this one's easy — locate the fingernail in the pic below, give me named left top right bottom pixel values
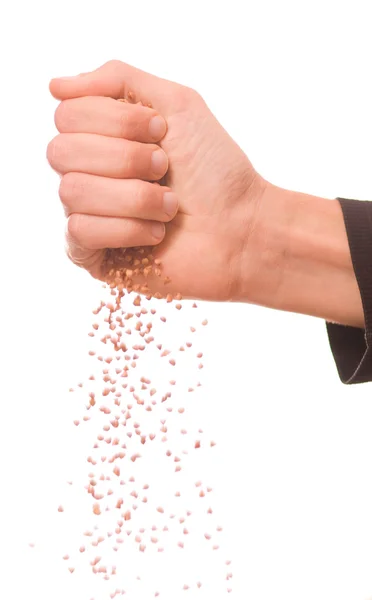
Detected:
left=163, top=192, right=179, bottom=217
left=149, top=116, right=167, bottom=140
left=152, top=222, right=165, bottom=240
left=151, top=150, right=168, bottom=176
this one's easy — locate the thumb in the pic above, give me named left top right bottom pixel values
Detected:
left=49, top=59, right=176, bottom=115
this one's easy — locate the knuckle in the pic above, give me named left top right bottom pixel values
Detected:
left=175, top=82, right=191, bottom=98
left=59, top=173, right=86, bottom=210
left=182, top=84, right=197, bottom=97
left=46, top=135, right=58, bottom=166
left=54, top=101, right=67, bottom=131
left=107, top=59, right=122, bottom=69
left=46, top=134, right=67, bottom=168
left=67, top=213, right=83, bottom=244
left=54, top=100, right=75, bottom=132
left=107, top=59, right=125, bottom=78
left=176, top=84, right=204, bottom=108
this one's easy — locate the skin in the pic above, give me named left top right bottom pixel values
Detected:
left=48, top=60, right=271, bottom=303
left=48, top=60, right=365, bottom=330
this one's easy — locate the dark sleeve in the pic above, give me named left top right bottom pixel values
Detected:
left=325, top=197, right=372, bottom=384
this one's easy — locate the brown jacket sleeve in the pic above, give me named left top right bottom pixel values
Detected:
left=326, top=197, right=372, bottom=384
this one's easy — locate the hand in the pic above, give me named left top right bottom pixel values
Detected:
left=48, top=60, right=270, bottom=302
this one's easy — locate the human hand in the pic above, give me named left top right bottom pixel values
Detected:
left=48, top=60, right=270, bottom=302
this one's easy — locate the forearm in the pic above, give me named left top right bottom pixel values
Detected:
left=242, top=182, right=365, bottom=330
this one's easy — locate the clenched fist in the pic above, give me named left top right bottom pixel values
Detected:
left=48, top=60, right=271, bottom=302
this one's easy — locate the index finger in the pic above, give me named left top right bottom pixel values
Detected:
left=49, top=59, right=176, bottom=117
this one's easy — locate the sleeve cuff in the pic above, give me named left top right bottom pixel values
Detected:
left=326, top=321, right=372, bottom=384
left=325, top=197, right=372, bottom=384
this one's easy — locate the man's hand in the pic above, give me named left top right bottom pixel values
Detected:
left=48, top=60, right=270, bottom=302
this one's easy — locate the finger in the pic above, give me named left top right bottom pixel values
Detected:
left=59, top=173, right=179, bottom=222
left=47, top=133, right=168, bottom=181
left=49, top=59, right=185, bottom=116
left=66, top=214, right=165, bottom=254
left=54, top=96, right=167, bottom=143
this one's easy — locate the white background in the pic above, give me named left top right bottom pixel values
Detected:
left=1, top=0, right=372, bottom=599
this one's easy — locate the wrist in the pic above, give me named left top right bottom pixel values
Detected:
left=237, top=182, right=365, bottom=329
